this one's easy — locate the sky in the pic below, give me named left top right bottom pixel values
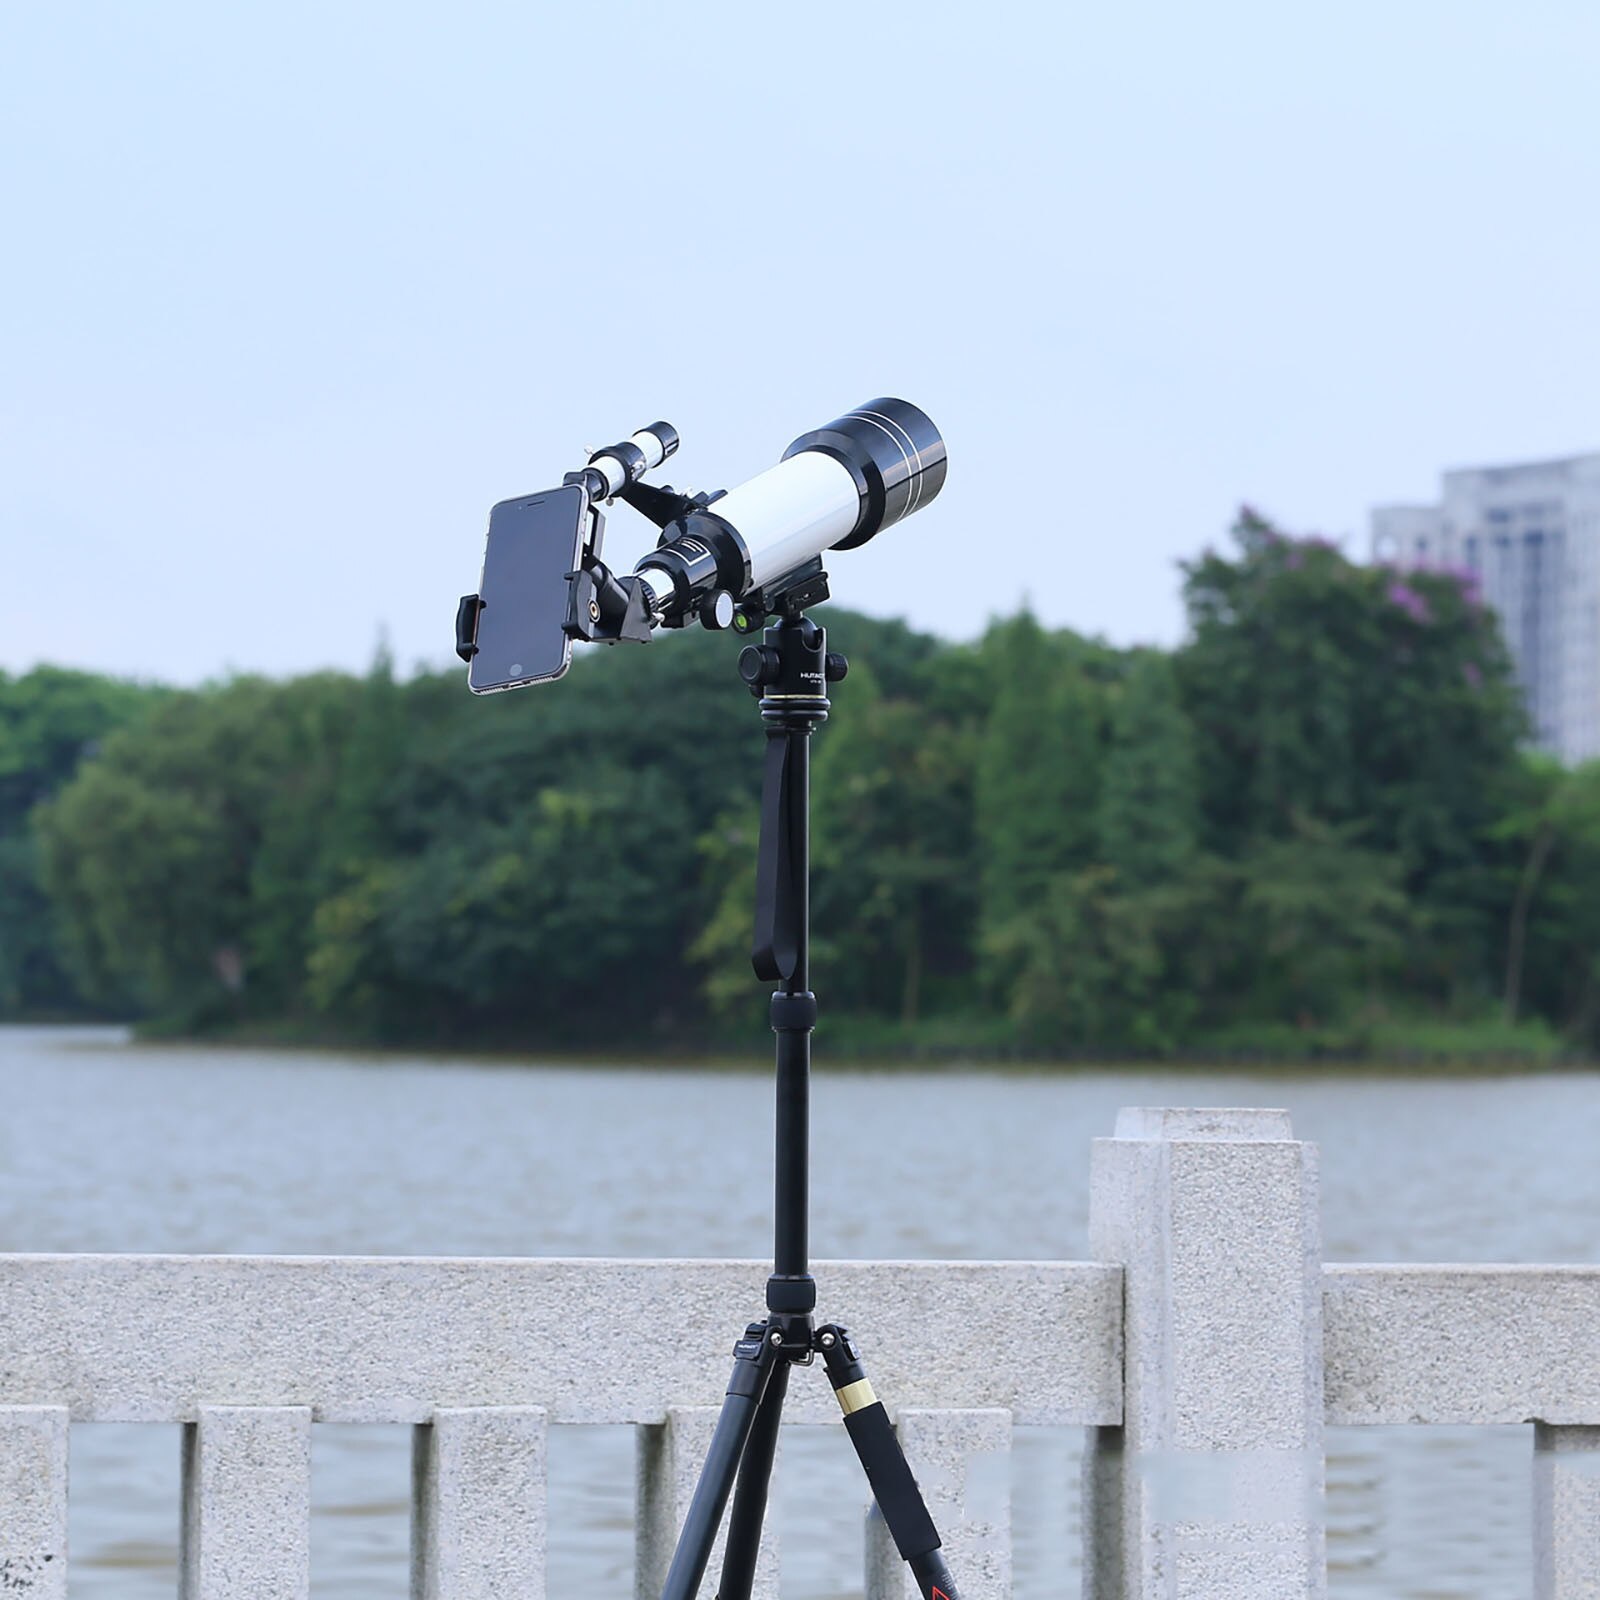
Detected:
left=4, top=2, right=1600, bottom=684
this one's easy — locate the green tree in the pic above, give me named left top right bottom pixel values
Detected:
left=327, top=639, right=407, bottom=872
left=35, top=678, right=346, bottom=1023
left=0, top=832, right=66, bottom=1014
left=988, top=652, right=1208, bottom=1051
left=0, top=667, right=164, bottom=828
left=331, top=765, right=696, bottom=1041
left=1234, top=814, right=1410, bottom=1025
left=1497, top=758, right=1600, bottom=1039
left=243, top=672, right=366, bottom=1009
left=691, top=632, right=981, bottom=1035
left=808, top=661, right=977, bottom=1025
left=1177, top=511, right=1525, bottom=1011
left=365, top=626, right=763, bottom=1043
left=0, top=668, right=166, bottom=1015
left=974, top=615, right=1107, bottom=993
left=687, top=801, right=763, bottom=1030
left=1097, top=651, right=1199, bottom=893
left=988, top=853, right=1233, bottom=1054
left=15, top=569, right=1574, bottom=1061
left=36, top=761, right=238, bottom=1017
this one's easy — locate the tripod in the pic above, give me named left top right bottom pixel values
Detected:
left=659, top=599, right=961, bottom=1600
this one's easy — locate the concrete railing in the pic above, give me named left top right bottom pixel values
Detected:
left=0, top=1106, right=1597, bottom=1597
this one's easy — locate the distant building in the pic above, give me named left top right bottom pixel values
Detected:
left=1372, top=454, right=1600, bottom=762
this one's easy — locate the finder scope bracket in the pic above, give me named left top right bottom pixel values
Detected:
left=545, top=427, right=753, bottom=647
left=553, top=429, right=737, bottom=646
left=614, top=478, right=713, bottom=531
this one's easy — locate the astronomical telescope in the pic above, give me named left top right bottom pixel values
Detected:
left=454, top=398, right=946, bottom=688
left=455, top=400, right=963, bottom=1600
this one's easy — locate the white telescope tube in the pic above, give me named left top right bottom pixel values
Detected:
left=632, top=398, right=946, bottom=626
left=715, top=452, right=862, bottom=591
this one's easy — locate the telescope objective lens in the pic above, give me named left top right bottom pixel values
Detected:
left=784, top=398, right=948, bottom=549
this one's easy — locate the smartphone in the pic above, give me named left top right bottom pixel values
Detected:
left=467, top=484, right=588, bottom=692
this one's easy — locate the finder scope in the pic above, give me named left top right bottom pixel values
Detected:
left=578, top=422, right=680, bottom=502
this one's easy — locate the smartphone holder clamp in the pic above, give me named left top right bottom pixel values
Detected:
left=454, top=434, right=670, bottom=665
left=455, top=422, right=853, bottom=669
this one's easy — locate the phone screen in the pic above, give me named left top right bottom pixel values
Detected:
left=468, top=485, right=587, bottom=692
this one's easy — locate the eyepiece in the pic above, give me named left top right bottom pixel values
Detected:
left=642, top=421, right=679, bottom=461
left=783, top=398, right=947, bottom=550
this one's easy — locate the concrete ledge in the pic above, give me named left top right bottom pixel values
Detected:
left=8, top=1256, right=1599, bottom=1432
left=0, top=1255, right=1122, bottom=1427
left=1325, top=1265, right=1600, bottom=1425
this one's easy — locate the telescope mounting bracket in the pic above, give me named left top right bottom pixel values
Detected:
left=731, top=558, right=831, bottom=636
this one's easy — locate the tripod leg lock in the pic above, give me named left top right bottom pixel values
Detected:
left=817, top=1325, right=961, bottom=1600
left=726, top=1322, right=777, bottom=1398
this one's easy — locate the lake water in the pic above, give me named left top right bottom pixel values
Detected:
left=2, top=1024, right=1597, bottom=1597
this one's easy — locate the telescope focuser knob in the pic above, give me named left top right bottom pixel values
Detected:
left=700, top=590, right=737, bottom=631
left=824, top=652, right=848, bottom=683
left=739, top=644, right=782, bottom=688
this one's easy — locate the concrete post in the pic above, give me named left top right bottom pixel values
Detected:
left=179, top=1404, right=311, bottom=1600
left=412, top=1406, right=548, bottom=1600
left=864, top=1407, right=1012, bottom=1600
left=635, top=1405, right=780, bottom=1600
left=1084, top=1107, right=1325, bottom=1599
left=1534, top=1423, right=1600, bottom=1597
left=0, top=1406, right=68, bottom=1599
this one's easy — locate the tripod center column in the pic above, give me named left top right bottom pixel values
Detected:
left=741, top=612, right=844, bottom=1323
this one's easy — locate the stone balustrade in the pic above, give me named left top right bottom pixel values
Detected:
left=0, top=1106, right=1595, bottom=1597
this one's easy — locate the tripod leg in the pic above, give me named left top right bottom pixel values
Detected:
left=715, top=1356, right=789, bottom=1600
left=661, top=1324, right=779, bottom=1600
left=819, top=1326, right=961, bottom=1600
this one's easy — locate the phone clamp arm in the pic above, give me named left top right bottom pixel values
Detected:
left=454, top=593, right=484, bottom=662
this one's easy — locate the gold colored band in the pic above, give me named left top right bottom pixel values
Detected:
left=835, top=1378, right=877, bottom=1416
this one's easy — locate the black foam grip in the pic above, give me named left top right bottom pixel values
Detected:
left=843, top=1405, right=940, bottom=1561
